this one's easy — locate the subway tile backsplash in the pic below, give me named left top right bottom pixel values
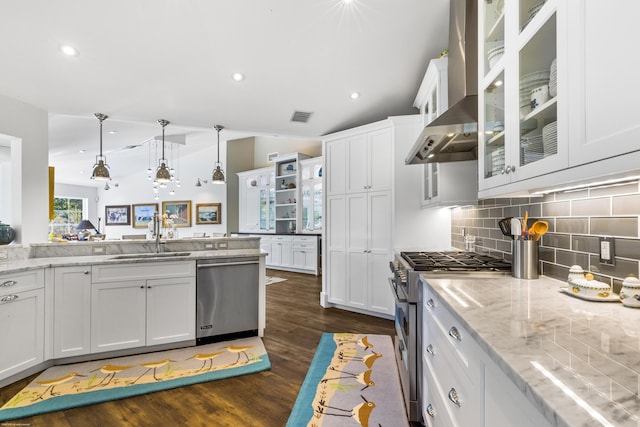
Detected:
left=451, top=181, right=640, bottom=291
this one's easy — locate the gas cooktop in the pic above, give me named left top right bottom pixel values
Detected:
left=400, top=251, right=511, bottom=272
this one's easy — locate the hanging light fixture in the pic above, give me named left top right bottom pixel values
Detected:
left=91, top=113, right=111, bottom=181
left=211, top=125, right=225, bottom=184
left=155, top=119, right=172, bottom=183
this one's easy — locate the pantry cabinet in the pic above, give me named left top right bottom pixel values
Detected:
left=53, top=266, right=92, bottom=358
left=0, top=270, right=45, bottom=382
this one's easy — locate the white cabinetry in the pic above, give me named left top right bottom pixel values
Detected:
left=91, top=261, right=195, bottom=353
left=274, top=153, right=310, bottom=234
left=53, top=266, right=91, bottom=358
left=260, top=234, right=320, bottom=275
left=421, top=280, right=552, bottom=427
left=324, top=121, right=395, bottom=317
left=0, top=270, right=45, bottom=382
left=237, top=167, right=275, bottom=233
left=300, top=156, right=323, bottom=233
left=478, top=1, right=640, bottom=198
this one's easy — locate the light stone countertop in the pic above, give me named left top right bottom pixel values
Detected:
left=421, top=273, right=640, bottom=427
left=0, top=248, right=266, bottom=275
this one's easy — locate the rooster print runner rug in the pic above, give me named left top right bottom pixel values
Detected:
left=287, top=333, right=408, bottom=427
left=0, top=336, right=270, bottom=422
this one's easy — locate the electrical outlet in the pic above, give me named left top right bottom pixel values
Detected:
left=204, top=243, right=214, bottom=249
left=599, top=237, right=615, bottom=265
left=92, top=246, right=106, bottom=255
left=218, top=242, right=228, bottom=249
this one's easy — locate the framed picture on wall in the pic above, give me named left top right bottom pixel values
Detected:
left=105, top=205, right=131, bottom=226
left=196, top=203, right=222, bottom=224
left=161, top=200, right=192, bottom=227
left=132, top=203, right=159, bottom=228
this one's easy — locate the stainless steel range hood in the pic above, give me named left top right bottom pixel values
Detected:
left=406, top=0, right=478, bottom=165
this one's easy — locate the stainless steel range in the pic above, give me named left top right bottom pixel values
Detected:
left=389, top=251, right=511, bottom=422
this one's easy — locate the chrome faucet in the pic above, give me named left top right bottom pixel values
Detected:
left=153, top=212, right=162, bottom=253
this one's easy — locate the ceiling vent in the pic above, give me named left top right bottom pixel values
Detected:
left=290, top=111, right=312, bottom=123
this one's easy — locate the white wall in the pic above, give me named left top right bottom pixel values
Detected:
left=391, top=115, right=452, bottom=250
left=96, top=132, right=227, bottom=239
left=0, top=95, right=48, bottom=245
left=0, top=145, right=10, bottom=224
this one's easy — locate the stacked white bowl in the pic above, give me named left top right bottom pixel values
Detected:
left=520, top=70, right=550, bottom=117
left=490, top=147, right=505, bottom=176
left=487, top=41, right=505, bottom=70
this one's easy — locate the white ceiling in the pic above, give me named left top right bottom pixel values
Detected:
left=0, top=0, right=449, bottom=186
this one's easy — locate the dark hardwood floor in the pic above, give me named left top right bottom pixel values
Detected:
left=0, top=269, right=396, bottom=426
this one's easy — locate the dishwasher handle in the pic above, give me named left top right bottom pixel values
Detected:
left=197, top=260, right=259, bottom=268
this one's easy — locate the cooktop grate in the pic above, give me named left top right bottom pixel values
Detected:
left=400, top=251, right=511, bottom=272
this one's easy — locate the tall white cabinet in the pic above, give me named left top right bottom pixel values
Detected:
left=323, top=121, right=395, bottom=317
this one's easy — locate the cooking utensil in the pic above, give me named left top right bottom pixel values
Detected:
left=528, top=220, right=549, bottom=241
left=498, top=217, right=512, bottom=237
left=522, top=211, right=528, bottom=233
left=511, top=218, right=521, bottom=239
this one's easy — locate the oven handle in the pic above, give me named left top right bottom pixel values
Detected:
left=388, top=277, right=407, bottom=303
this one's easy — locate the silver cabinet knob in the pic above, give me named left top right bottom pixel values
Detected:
left=0, top=280, right=17, bottom=287
left=449, top=326, right=461, bottom=341
left=426, top=344, right=435, bottom=355
left=83, top=270, right=90, bottom=275
left=426, top=403, right=436, bottom=417
left=448, top=388, right=461, bottom=406
left=426, top=298, right=435, bottom=308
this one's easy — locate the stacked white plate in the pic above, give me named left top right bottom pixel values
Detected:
left=549, top=58, right=557, bottom=97
left=521, top=134, right=544, bottom=164
left=520, top=70, right=550, bottom=116
left=521, top=0, right=547, bottom=30
left=542, top=121, right=558, bottom=154
left=490, top=147, right=505, bottom=176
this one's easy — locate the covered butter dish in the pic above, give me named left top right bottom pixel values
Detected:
left=568, top=273, right=612, bottom=298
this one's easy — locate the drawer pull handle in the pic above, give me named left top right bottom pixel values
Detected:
left=1, top=294, right=19, bottom=302
left=448, top=388, right=460, bottom=406
left=426, top=298, right=435, bottom=308
left=426, top=344, right=435, bottom=355
left=426, top=403, right=435, bottom=417
left=0, top=280, right=17, bottom=287
left=449, top=326, right=461, bottom=341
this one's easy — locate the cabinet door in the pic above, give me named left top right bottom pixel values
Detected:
left=326, top=195, right=347, bottom=304
left=91, top=280, right=146, bottom=353
left=0, top=288, right=44, bottom=380
left=241, top=187, right=261, bottom=232
left=568, top=1, right=640, bottom=167
left=367, top=128, right=393, bottom=192
left=146, top=277, right=196, bottom=346
left=367, top=191, right=393, bottom=315
left=346, top=134, right=369, bottom=193
left=260, top=237, right=272, bottom=265
left=346, top=193, right=368, bottom=308
left=326, top=139, right=347, bottom=195
left=53, top=266, right=92, bottom=358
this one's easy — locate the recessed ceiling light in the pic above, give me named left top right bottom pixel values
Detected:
left=232, top=72, right=245, bottom=82
left=108, top=130, right=117, bottom=134
left=59, top=44, right=79, bottom=57
left=79, top=149, right=86, bottom=154
left=350, top=92, right=360, bottom=100
left=342, top=0, right=354, bottom=4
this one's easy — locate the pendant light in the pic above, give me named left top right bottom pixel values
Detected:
left=211, top=125, right=225, bottom=184
left=155, top=119, right=172, bottom=183
left=91, top=113, right=111, bottom=181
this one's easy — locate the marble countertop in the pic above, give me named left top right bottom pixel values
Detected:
left=0, top=248, right=266, bottom=275
left=421, top=273, right=640, bottom=427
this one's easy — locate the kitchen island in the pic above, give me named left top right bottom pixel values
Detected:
left=421, top=273, right=640, bottom=427
left=0, top=237, right=267, bottom=388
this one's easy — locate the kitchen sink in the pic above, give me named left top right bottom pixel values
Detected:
left=110, top=252, right=192, bottom=260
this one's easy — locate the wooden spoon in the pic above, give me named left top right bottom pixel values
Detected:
left=528, top=220, right=549, bottom=241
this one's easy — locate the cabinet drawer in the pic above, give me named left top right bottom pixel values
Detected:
left=293, top=235, right=317, bottom=244
left=92, top=261, right=195, bottom=283
left=292, top=241, right=317, bottom=250
left=0, top=269, right=45, bottom=294
left=422, top=361, right=455, bottom=427
left=423, top=287, right=481, bottom=383
left=271, top=236, right=293, bottom=243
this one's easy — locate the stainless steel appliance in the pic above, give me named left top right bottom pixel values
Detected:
left=196, top=256, right=260, bottom=345
left=389, top=251, right=511, bottom=422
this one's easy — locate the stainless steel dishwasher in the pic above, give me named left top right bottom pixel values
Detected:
left=196, top=256, right=259, bottom=344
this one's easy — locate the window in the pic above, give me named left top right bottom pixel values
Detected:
left=49, top=197, right=87, bottom=236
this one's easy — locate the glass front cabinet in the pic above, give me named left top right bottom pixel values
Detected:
left=300, top=157, right=323, bottom=233
left=479, top=0, right=566, bottom=193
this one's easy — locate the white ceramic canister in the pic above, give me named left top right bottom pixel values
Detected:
left=620, top=276, right=640, bottom=308
left=530, top=85, right=549, bottom=110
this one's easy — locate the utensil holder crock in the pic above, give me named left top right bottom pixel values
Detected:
left=512, top=239, right=539, bottom=279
